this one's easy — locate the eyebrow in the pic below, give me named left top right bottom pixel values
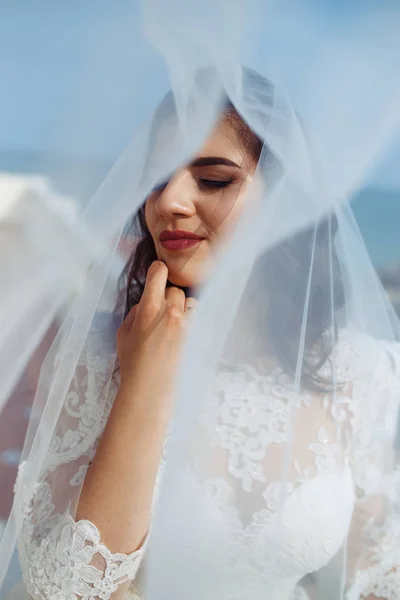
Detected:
left=189, top=157, right=242, bottom=169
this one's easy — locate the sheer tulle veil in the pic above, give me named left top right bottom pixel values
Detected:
left=0, top=2, right=400, bottom=599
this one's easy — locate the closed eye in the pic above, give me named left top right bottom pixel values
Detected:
left=198, top=178, right=234, bottom=190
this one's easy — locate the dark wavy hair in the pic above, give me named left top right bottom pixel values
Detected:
left=119, top=68, right=345, bottom=390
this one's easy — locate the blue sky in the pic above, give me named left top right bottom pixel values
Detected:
left=0, top=2, right=164, bottom=160
left=0, top=0, right=399, bottom=189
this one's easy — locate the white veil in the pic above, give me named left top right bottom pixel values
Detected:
left=1, top=2, right=400, bottom=599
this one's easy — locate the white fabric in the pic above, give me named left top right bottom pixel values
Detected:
left=12, top=329, right=400, bottom=600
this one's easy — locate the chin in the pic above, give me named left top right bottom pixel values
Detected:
left=157, top=251, right=210, bottom=290
left=167, top=270, right=198, bottom=289
left=165, top=261, right=207, bottom=290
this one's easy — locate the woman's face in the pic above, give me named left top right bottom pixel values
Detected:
left=145, top=117, right=258, bottom=288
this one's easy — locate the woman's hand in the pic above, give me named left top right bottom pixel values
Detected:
left=77, top=260, right=197, bottom=555
left=116, top=260, right=196, bottom=415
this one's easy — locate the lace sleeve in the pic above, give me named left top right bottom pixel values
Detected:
left=346, top=340, right=400, bottom=600
left=14, top=316, right=147, bottom=600
left=17, top=479, right=145, bottom=600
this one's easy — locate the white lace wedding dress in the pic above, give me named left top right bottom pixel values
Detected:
left=8, top=329, right=400, bottom=600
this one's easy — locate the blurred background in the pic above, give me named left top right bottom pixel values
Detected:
left=0, top=0, right=399, bottom=538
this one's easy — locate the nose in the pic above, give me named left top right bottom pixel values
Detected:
left=155, top=170, right=196, bottom=219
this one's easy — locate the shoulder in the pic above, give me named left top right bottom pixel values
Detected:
left=333, top=329, right=400, bottom=437
left=333, top=328, right=400, bottom=385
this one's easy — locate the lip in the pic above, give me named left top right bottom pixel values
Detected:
left=159, top=229, right=205, bottom=251
left=159, top=230, right=204, bottom=241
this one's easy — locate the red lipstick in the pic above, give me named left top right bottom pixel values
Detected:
left=159, top=230, right=204, bottom=251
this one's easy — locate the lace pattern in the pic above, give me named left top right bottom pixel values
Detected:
left=16, top=477, right=144, bottom=600
left=15, top=328, right=400, bottom=600
left=15, top=320, right=146, bottom=600
left=199, top=358, right=352, bottom=523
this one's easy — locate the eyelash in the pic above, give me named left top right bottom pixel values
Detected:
left=151, top=178, right=234, bottom=194
left=198, top=178, right=234, bottom=190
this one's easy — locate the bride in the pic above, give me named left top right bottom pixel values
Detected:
left=6, top=67, right=400, bottom=600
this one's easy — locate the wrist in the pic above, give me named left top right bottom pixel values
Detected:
left=114, top=382, right=173, bottom=424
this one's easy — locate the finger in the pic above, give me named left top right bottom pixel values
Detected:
left=165, top=286, right=186, bottom=313
left=138, top=261, right=168, bottom=316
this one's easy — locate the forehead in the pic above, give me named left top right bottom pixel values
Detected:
left=198, top=118, right=250, bottom=166
left=149, top=114, right=253, bottom=174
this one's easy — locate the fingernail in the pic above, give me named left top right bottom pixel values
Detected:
left=153, top=260, right=167, bottom=271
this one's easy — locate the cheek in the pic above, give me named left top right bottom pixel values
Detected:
left=225, top=192, right=248, bottom=226
left=206, top=185, right=249, bottom=239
